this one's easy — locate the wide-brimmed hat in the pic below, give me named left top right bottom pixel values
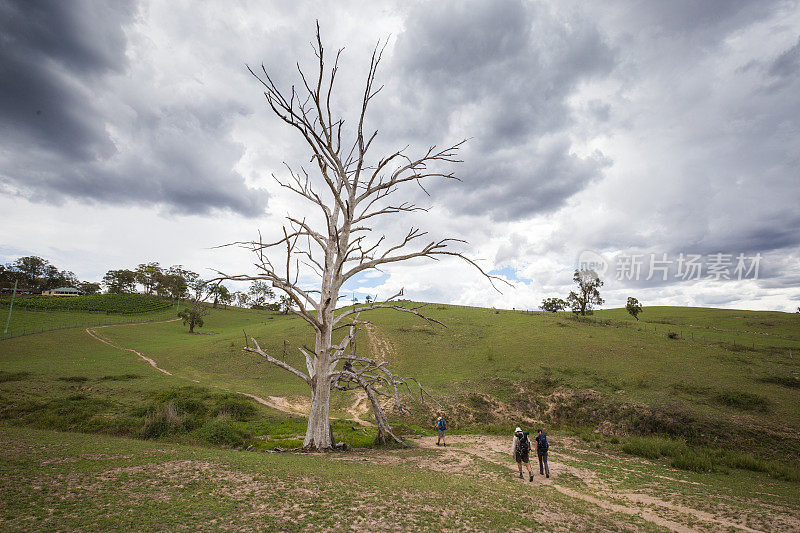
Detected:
left=515, top=427, right=522, bottom=433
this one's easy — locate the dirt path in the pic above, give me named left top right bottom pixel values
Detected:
left=85, top=321, right=178, bottom=376
left=365, top=322, right=392, bottom=362
left=237, top=392, right=309, bottom=416
left=410, top=435, right=767, bottom=533
left=343, top=390, right=375, bottom=427
left=84, top=320, right=309, bottom=418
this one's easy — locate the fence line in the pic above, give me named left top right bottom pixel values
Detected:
left=0, top=313, right=176, bottom=341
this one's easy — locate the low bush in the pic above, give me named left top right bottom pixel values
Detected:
left=196, top=418, right=251, bottom=448
left=57, top=376, right=88, bottom=383
left=0, top=371, right=30, bottom=382
left=99, top=374, right=141, bottom=381
left=211, top=397, right=258, bottom=421
left=714, top=390, right=770, bottom=412
left=758, top=375, right=800, bottom=389
left=140, top=402, right=181, bottom=439
left=622, top=436, right=687, bottom=460
left=621, top=435, right=800, bottom=481
left=671, top=449, right=714, bottom=472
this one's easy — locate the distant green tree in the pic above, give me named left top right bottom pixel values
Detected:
left=248, top=281, right=275, bottom=309
left=134, top=262, right=162, bottom=294
left=219, top=287, right=234, bottom=308
left=540, top=297, right=567, bottom=313
left=77, top=281, right=101, bottom=295
left=235, top=291, right=250, bottom=308
left=162, top=266, right=197, bottom=303
left=102, top=269, right=137, bottom=293
left=365, top=295, right=373, bottom=305
left=626, top=297, right=643, bottom=321
left=567, top=269, right=604, bottom=316
left=278, top=294, right=293, bottom=314
left=209, top=284, right=231, bottom=308
left=178, top=279, right=209, bottom=333
left=11, top=256, right=49, bottom=289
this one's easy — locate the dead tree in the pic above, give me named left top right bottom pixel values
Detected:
left=217, top=23, right=501, bottom=450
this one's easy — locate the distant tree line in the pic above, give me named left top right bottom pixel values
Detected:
left=0, top=256, right=99, bottom=295
left=101, top=262, right=200, bottom=302
left=0, top=255, right=293, bottom=313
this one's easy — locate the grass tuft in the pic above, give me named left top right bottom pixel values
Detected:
left=758, top=375, right=800, bottom=389
left=57, top=376, right=89, bottom=383
left=714, top=390, right=770, bottom=412
left=99, top=374, right=142, bottom=381
left=0, top=371, right=31, bottom=382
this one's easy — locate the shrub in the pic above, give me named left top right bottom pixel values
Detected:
left=140, top=403, right=181, bottom=439
left=667, top=331, right=679, bottom=339
left=0, top=371, right=30, bottom=383
left=196, top=419, right=250, bottom=448
left=758, top=375, right=800, bottom=389
left=57, top=376, right=89, bottom=383
left=623, top=436, right=687, bottom=460
left=99, top=374, right=141, bottom=381
left=671, top=449, right=714, bottom=472
left=211, top=397, right=258, bottom=421
left=715, top=390, right=770, bottom=412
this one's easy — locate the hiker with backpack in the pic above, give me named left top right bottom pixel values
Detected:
left=535, top=428, right=550, bottom=478
left=435, top=415, right=447, bottom=446
left=511, top=427, right=534, bottom=481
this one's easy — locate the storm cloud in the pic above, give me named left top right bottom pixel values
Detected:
left=0, top=0, right=267, bottom=216
left=387, top=0, right=616, bottom=220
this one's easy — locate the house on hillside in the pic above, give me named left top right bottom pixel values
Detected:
left=42, top=287, right=81, bottom=297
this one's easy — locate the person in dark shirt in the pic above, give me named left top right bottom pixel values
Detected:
left=535, top=428, right=550, bottom=478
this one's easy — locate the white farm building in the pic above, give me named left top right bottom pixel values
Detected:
left=42, top=287, right=81, bottom=296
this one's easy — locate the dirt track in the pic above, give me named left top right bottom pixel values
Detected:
left=405, top=435, right=777, bottom=533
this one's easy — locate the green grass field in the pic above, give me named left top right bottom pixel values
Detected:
left=1, top=302, right=799, bottom=530
left=0, top=294, right=183, bottom=340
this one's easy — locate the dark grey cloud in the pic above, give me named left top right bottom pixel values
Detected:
left=0, top=0, right=268, bottom=217
left=385, top=0, right=616, bottom=221
left=769, top=35, right=800, bottom=79
left=0, top=0, right=130, bottom=159
left=619, top=0, right=774, bottom=36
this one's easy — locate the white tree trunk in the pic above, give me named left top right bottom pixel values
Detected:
left=304, top=371, right=333, bottom=448
left=304, top=293, right=336, bottom=449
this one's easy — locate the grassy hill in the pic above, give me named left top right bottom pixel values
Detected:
left=1, top=302, right=799, bottom=530
left=0, top=294, right=178, bottom=340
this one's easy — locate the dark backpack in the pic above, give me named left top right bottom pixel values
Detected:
left=537, top=433, right=549, bottom=452
left=518, top=433, right=530, bottom=454
left=437, top=418, right=446, bottom=431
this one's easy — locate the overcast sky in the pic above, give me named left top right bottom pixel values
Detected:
left=1, top=0, right=799, bottom=311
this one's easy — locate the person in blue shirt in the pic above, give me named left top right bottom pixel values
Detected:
left=535, top=428, right=550, bottom=478
left=435, top=415, right=447, bottom=446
